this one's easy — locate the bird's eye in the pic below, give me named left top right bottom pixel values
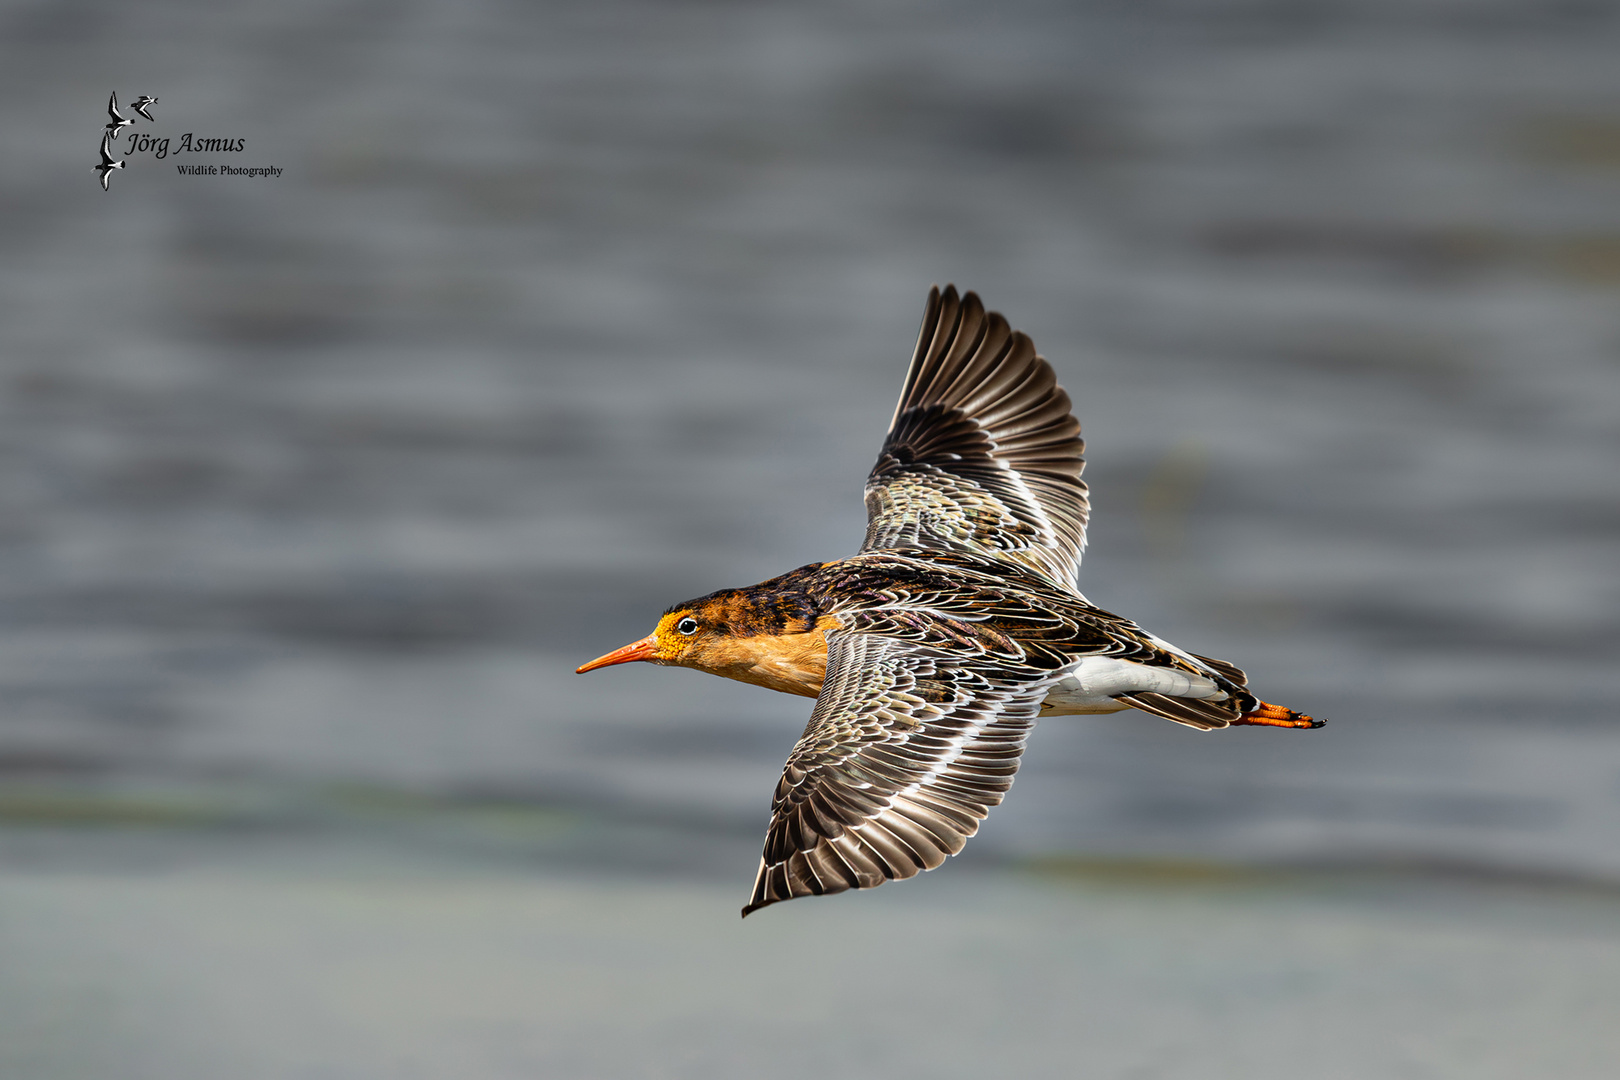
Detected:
left=676, top=617, right=699, bottom=635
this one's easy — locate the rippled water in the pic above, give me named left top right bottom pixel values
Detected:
left=17, top=0, right=1620, bottom=875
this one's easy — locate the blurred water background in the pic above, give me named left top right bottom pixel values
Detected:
left=3, top=1, right=1619, bottom=1076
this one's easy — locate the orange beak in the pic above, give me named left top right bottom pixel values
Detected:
left=575, top=633, right=659, bottom=674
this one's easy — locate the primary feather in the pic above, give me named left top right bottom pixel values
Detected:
left=863, top=285, right=1089, bottom=590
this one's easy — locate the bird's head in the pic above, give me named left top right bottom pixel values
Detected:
left=574, top=587, right=818, bottom=679
left=574, top=607, right=716, bottom=674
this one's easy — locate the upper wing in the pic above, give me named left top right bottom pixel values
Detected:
left=743, top=615, right=1052, bottom=916
left=861, top=285, right=1089, bottom=589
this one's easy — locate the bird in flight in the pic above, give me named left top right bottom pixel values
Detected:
left=577, top=286, right=1322, bottom=915
left=94, top=132, right=124, bottom=191
left=104, top=92, right=134, bottom=138
left=131, top=95, right=158, bottom=122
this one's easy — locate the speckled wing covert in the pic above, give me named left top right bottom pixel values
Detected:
left=743, top=614, right=1053, bottom=916
left=862, top=286, right=1089, bottom=589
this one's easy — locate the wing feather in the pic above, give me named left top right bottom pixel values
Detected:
left=863, top=286, right=1089, bottom=588
left=743, top=625, right=1051, bottom=916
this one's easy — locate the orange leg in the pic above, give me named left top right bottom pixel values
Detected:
left=1232, top=700, right=1324, bottom=729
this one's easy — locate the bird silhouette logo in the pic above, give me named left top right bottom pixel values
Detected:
left=104, top=92, right=134, bottom=138
left=94, top=131, right=124, bottom=191
left=94, top=91, right=157, bottom=191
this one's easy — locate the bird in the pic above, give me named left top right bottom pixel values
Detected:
left=94, top=132, right=124, bottom=191
left=104, top=92, right=134, bottom=138
left=576, top=285, right=1322, bottom=916
left=131, top=95, right=158, bottom=122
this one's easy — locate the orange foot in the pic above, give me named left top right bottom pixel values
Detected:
left=1232, top=700, right=1324, bottom=730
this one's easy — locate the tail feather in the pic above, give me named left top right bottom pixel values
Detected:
left=1113, top=691, right=1241, bottom=731
left=1116, top=648, right=1323, bottom=733
left=1189, top=652, right=1247, bottom=686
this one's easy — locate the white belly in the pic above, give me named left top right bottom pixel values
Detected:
left=1039, top=656, right=1224, bottom=715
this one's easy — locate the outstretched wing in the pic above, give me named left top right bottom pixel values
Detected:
left=744, top=616, right=1052, bottom=916
left=861, top=285, right=1089, bottom=589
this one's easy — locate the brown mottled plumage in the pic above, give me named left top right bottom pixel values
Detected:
left=577, top=285, right=1322, bottom=916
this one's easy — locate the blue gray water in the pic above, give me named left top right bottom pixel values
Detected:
left=2, top=1, right=1619, bottom=1075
